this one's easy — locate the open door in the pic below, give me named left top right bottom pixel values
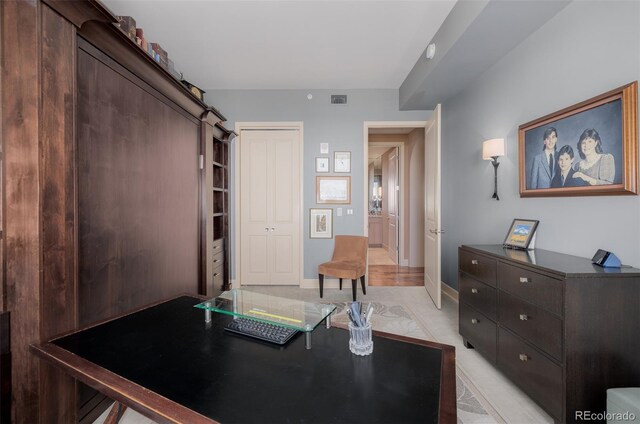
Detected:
left=388, top=147, right=400, bottom=264
left=424, top=105, right=442, bottom=309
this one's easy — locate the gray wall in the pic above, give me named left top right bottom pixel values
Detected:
left=204, top=89, right=428, bottom=279
left=441, top=0, right=640, bottom=289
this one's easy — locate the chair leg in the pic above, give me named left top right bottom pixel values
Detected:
left=360, top=275, right=366, bottom=295
left=319, top=274, right=324, bottom=298
left=351, top=279, right=357, bottom=302
left=339, top=278, right=343, bottom=290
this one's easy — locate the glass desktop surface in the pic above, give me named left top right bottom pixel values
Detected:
left=194, top=289, right=336, bottom=332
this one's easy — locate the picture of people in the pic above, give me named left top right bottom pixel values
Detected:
left=519, top=81, right=637, bottom=197
left=573, top=129, right=615, bottom=185
left=550, top=145, right=587, bottom=188
left=529, top=127, right=559, bottom=189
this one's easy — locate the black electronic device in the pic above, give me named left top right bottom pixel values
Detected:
left=591, top=249, right=621, bottom=268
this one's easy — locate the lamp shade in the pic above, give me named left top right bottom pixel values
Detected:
left=482, top=138, right=505, bottom=160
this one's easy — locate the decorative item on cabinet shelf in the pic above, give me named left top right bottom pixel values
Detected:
left=181, top=79, right=206, bottom=102
left=116, top=16, right=137, bottom=41
left=503, top=219, right=539, bottom=250
left=150, top=43, right=169, bottom=70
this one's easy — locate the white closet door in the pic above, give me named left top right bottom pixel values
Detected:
left=240, top=129, right=300, bottom=285
left=269, top=131, right=300, bottom=285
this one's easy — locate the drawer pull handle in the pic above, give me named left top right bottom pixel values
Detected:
left=519, top=277, right=530, bottom=283
left=471, top=288, right=478, bottom=294
left=519, top=353, right=529, bottom=362
left=471, top=318, right=479, bottom=324
left=519, top=314, right=528, bottom=321
left=471, top=260, right=479, bottom=265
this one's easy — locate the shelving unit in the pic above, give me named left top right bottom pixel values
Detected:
left=202, top=119, right=235, bottom=298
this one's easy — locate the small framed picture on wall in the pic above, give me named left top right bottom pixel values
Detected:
left=310, top=208, right=332, bottom=239
left=316, top=157, right=329, bottom=173
left=334, top=151, right=351, bottom=173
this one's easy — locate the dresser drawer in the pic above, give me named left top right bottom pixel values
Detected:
left=498, top=328, right=563, bottom=419
left=459, top=303, right=496, bottom=362
left=459, top=272, right=497, bottom=321
left=498, top=291, right=563, bottom=361
left=209, top=263, right=224, bottom=298
left=212, top=238, right=224, bottom=253
left=212, top=250, right=224, bottom=267
left=498, top=262, right=563, bottom=315
left=459, top=249, right=497, bottom=287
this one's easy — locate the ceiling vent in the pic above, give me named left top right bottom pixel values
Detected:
left=331, top=95, right=347, bottom=105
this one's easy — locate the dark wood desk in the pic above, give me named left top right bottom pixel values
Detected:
left=32, top=296, right=456, bottom=423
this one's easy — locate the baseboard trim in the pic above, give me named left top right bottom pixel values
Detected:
left=441, top=283, right=458, bottom=303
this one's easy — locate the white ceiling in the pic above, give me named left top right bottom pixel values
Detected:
left=101, top=0, right=456, bottom=90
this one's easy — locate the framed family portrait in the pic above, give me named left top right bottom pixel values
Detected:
left=316, top=176, right=351, bottom=204
left=519, top=81, right=638, bottom=197
left=334, top=151, right=351, bottom=173
left=309, top=208, right=332, bottom=239
left=503, top=219, right=539, bottom=250
left=316, top=157, right=329, bottom=173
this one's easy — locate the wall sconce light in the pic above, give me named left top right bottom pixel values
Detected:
left=482, top=138, right=505, bottom=200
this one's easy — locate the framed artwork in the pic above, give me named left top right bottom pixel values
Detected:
left=519, top=81, right=638, bottom=197
left=503, top=219, right=539, bottom=250
left=316, top=176, right=351, bottom=204
left=316, top=157, right=329, bottom=173
left=309, top=208, right=332, bottom=239
left=334, top=151, right=351, bottom=173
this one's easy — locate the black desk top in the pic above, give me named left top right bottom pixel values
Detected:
left=33, top=296, right=456, bottom=424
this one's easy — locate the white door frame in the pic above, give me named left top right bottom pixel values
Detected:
left=233, top=122, right=304, bottom=287
left=363, top=121, right=427, bottom=267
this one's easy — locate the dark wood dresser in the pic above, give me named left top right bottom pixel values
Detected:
left=458, top=245, right=640, bottom=423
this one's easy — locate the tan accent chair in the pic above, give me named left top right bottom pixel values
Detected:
left=318, top=235, right=368, bottom=301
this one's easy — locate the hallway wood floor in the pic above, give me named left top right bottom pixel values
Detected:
left=368, top=248, right=424, bottom=286
left=368, top=265, right=424, bottom=286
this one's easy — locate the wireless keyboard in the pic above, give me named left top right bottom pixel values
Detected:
left=224, top=317, right=298, bottom=345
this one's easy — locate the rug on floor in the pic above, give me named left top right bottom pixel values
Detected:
left=325, top=301, right=499, bottom=424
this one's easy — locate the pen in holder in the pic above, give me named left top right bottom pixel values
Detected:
left=348, top=321, right=373, bottom=356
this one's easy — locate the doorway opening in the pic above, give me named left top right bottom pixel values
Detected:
left=364, top=122, right=426, bottom=287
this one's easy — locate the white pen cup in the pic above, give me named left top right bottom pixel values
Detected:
left=348, top=321, right=373, bottom=356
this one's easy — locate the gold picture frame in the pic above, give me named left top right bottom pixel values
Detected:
left=519, top=81, right=638, bottom=197
left=316, top=176, right=351, bottom=204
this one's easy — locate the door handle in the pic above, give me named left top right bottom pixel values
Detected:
left=428, top=229, right=445, bottom=234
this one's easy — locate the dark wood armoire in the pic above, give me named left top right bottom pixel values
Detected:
left=0, top=0, right=233, bottom=421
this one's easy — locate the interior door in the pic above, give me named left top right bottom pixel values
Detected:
left=424, top=105, right=442, bottom=309
left=240, top=129, right=300, bottom=285
left=388, top=147, right=399, bottom=264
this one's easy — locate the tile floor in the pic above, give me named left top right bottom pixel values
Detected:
left=96, top=286, right=553, bottom=424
